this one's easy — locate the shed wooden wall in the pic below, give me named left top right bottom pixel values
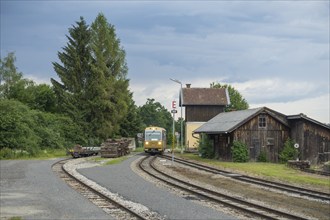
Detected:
left=209, top=114, right=288, bottom=162
left=233, top=114, right=289, bottom=162
left=210, top=134, right=232, bottom=161
left=289, top=119, right=330, bottom=164
left=185, top=105, right=225, bottom=122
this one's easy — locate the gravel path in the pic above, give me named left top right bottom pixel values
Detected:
left=78, top=154, right=237, bottom=220
left=0, top=159, right=111, bottom=220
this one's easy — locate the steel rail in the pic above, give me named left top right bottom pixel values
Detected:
left=302, top=168, right=330, bottom=176
left=161, top=154, right=330, bottom=201
left=139, top=156, right=308, bottom=220
left=52, top=159, right=147, bottom=220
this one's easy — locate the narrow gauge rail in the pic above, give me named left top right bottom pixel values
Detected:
left=161, top=155, right=330, bottom=201
left=302, top=168, right=330, bottom=176
left=52, top=159, right=147, bottom=220
left=139, top=156, right=309, bottom=220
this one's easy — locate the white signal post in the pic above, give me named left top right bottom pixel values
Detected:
left=171, top=101, right=177, bottom=164
left=170, top=78, right=183, bottom=154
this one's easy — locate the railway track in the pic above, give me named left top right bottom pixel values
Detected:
left=161, top=154, right=330, bottom=202
left=139, top=155, right=309, bottom=220
left=52, top=159, right=147, bottom=220
left=302, top=168, right=330, bottom=176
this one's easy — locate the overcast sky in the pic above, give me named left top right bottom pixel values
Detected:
left=1, top=1, right=329, bottom=123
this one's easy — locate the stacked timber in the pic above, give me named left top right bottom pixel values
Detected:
left=68, top=145, right=100, bottom=158
left=100, top=138, right=131, bottom=158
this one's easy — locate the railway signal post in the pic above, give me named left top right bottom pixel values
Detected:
left=170, top=78, right=183, bottom=154
left=171, top=101, right=177, bottom=164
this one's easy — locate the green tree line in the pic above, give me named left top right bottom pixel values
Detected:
left=1, top=13, right=249, bottom=159
left=0, top=14, right=175, bottom=158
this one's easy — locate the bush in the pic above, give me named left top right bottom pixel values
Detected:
left=0, top=148, right=15, bottom=159
left=0, top=99, right=40, bottom=151
left=0, top=99, right=86, bottom=159
left=279, top=138, right=298, bottom=163
left=198, top=133, right=214, bottom=159
left=231, top=141, right=249, bottom=162
left=257, top=151, right=268, bottom=162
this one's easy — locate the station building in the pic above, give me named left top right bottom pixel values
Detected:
left=178, top=84, right=329, bottom=164
left=194, top=107, right=330, bottom=164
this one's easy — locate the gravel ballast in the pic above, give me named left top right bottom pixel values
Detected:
left=78, top=154, right=237, bottom=220
left=0, top=159, right=111, bottom=220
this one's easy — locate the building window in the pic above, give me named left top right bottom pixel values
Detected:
left=267, top=138, right=274, bottom=146
left=259, top=115, right=266, bottom=128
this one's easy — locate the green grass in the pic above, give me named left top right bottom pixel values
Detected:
left=0, top=148, right=68, bottom=160
left=179, top=153, right=330, bottom=189
left=90, top=156, right=106, bottom=162
left=133, top=147, right=145, bottom=153
left=34, top=149, right=68, bottom=159
left=104, top=156, right=129, bottom=165
left=9, top=217, right=22, bottom=220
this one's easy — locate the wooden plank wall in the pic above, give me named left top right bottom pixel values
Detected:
left=185, top=105, right=225, bottom=122
left=290, top=119, right=330, bottom=164
left=232, top=114, right=289, bottom=162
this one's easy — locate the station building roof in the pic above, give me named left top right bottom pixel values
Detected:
left=194, top=107, right=289, bottom=134
left=180, top=87, right=230, bottom=106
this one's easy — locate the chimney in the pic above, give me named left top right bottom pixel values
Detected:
left=186, top=84, right=191, bottom=88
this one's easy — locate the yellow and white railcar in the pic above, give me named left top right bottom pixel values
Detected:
left=144, top=126, right=166, bottom=154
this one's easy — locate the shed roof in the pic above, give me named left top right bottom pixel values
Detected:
left=194, top=107, right=288, bottom=134
left=180, top=88, right=229, bottom=106
left=287, top=114, right=330, bottom=130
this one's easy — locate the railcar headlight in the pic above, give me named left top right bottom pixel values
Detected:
left=158, top=141, right=162, bottom=145
left=145, top=141, right=149, bottom=145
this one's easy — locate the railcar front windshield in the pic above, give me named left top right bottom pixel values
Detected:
left=145, top=130, right=162, bottom=141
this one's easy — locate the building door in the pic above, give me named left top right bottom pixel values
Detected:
left=214, top=135, right=219, bottom=159
left=251, top=138, right=260, bottom=161
left=219, top=136, right=229, bottom=160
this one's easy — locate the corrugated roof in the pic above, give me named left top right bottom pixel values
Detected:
left=180, top=88, right=229, bottom=106
left=194, top=107, right=262, bottom=133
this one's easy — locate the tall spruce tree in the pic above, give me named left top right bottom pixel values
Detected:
left=51, top=16, right=93, bottom=141
left=89, top=13, right=130, bottom=139
left=52, top=14, right=134, bottom=143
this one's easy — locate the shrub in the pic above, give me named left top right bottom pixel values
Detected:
left=257, top=151, right=268, bottom=162
left=0, top=100, right=40, bottom=151
left=0, top=99, right=86, bottom=159
left=198, top=133, right=214, bottom=159
left=0, top=148, right=15, bottom=159
left=279, top=138, right=298, bottom=163
left=231, top=141, right=249, bottom=162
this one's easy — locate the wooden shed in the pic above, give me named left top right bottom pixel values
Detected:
left=194, top=107, right=330, bottom=164
left=287, top=114, right=330, bottom=164
left=194, top=107, right=290, bottom=163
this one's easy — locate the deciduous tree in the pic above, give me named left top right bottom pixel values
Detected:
left=0, top=52, right=33, bottom=100
left=210, top=82, right=249, bottom=111
left=139, top=98, right=172, bottom=134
